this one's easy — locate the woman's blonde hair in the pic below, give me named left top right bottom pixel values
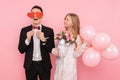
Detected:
left=64, top=13, right=80, bottom=39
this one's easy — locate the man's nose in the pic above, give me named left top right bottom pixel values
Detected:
left=34, top=14, right=37, bottom=17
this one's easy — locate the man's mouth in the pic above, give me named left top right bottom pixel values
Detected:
left=34, top=18, right=38, bottom=20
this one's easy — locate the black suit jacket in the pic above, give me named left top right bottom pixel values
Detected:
left=18, top=25, right=55, bottom=71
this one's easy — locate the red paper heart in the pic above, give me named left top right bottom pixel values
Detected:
left=27, top=12, right=34, bottom=18
left=27, top=12, right=43, bottom=19
left=36, top=12, right=43, bottom=18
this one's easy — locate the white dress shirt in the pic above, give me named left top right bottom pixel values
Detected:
left=25, top=25, right=42, bottom=61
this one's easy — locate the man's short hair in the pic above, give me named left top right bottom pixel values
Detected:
left=31, top=5, right=43, bottom=12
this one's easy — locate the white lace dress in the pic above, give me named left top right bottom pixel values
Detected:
left=53, top=35, right=87, bottom=80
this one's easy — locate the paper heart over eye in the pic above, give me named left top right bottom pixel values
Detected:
left=36, top=12, right=43, bottom=18
left=27, top=12, right=43, bottom=19
left=27, top=12, right=34, bottom=18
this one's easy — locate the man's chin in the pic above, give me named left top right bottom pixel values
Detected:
left=33, top=22, right=40, bottom=25
left=32, top=19, right=40, bottom=25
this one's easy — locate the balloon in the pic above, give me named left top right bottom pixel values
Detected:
left=80, top=26, right=96, bottom=42
left=82, top=47, right=101, bottom=67
left=102, top=43, right=119, bottom=59
left=92, top=32, right=111, bottom=51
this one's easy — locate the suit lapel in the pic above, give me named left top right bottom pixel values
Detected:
left=28, top=25, right=33, bottom=45
left=40, top=25, right=45, bottom=56
left=40, top=25, right=45, bottom=44
left=41, top=25, right=45, bottom=33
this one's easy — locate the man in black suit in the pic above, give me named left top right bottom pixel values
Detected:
left=18, top=5, right=55, bottom=80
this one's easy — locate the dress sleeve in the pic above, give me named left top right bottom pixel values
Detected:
left=73, top=35, right=88, bottom=58
left=51, top=40, right=59, bottom=56
left=57, top=42, right=69, bottom=58
left=51, top=40, right=66, bottom=58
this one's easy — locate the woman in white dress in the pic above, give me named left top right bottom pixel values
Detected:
left=52, top=13, right=88, bottom=80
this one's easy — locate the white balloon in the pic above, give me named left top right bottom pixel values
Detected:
left=82, top=47, right=101, bottom=67
left=102, top=43, right=119, bottom=59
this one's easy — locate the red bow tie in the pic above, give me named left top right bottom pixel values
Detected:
left=32, top=26, right=40, bottom=30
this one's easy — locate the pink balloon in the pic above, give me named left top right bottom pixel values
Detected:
left=92, top=33, right=111, bottom=51
left=102, top=43, right=119, bottom=59
left=82, top=47, right=101, bottom=67
left=80, top=26, right=96, bottom=42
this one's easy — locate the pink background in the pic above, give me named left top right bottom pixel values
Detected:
left=0, top=0, right=120, bottom=80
